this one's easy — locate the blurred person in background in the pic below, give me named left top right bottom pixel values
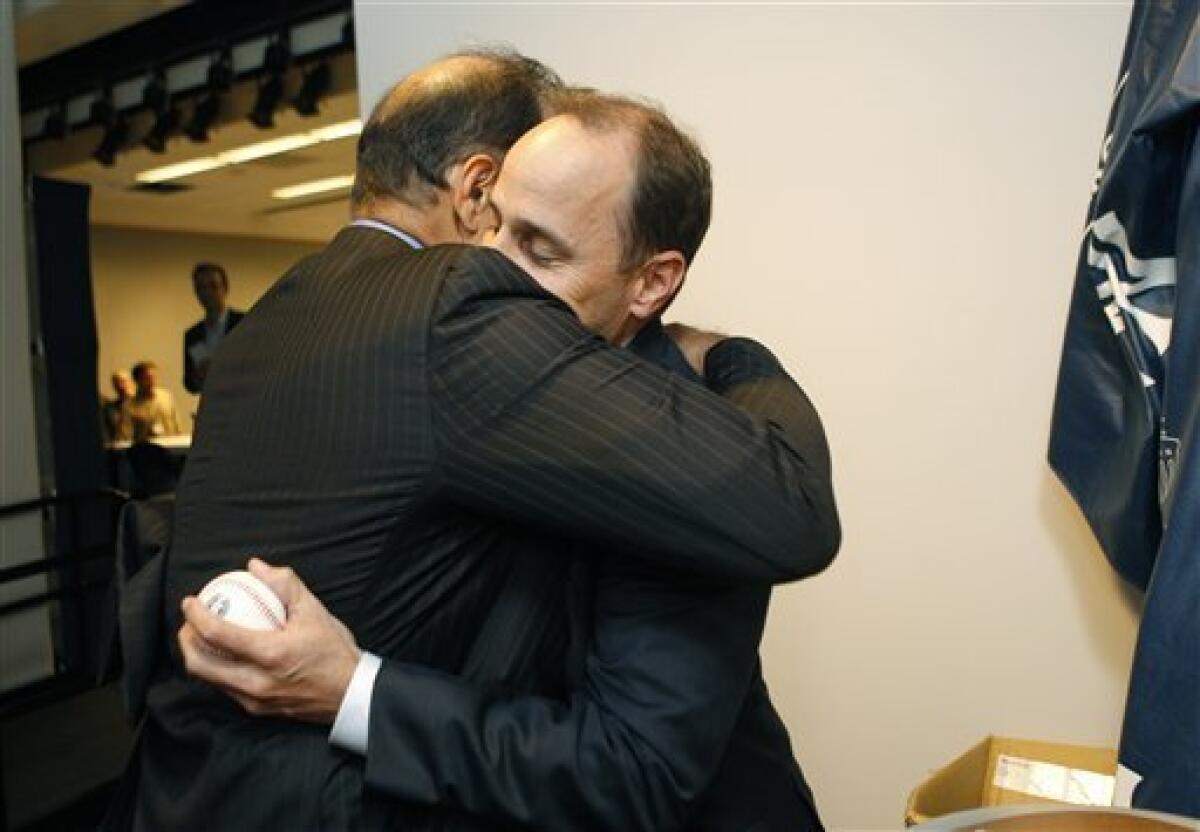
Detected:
left=127, top=361, right=181, bottom=440
left=101, top=369, right=134, bottom=443
left=184, top=262, right=245, bottom=395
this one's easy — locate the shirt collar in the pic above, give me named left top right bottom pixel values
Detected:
left=205, top=309, right=229, bottom=333
left=627, top=318, right=703, bottom=384
left=350, top=218, right=425, bottom=250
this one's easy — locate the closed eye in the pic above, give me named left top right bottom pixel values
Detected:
left=520, top=235, right=559, bottom=267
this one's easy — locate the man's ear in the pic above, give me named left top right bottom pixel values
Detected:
left=452, top=153, right=499, bottom=237
left=630, top=251, right=687, bottom=321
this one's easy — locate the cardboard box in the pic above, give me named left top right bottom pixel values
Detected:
left=905, top=736, right=1118, bottom=826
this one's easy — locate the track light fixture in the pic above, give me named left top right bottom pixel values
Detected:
left=184, top=51, right=232, bottom=142
left=142, top=71, right=179, bottom=153
left=90, top=88, right=114, bottom=126
left=91, top=87, right=127, bottom=166
left=248, top=36, right=290, bottom=130
left=94, top=113, right=129, bottom=167
left=42, top=103, right=67, bottom=140
left=263, top=35, right=291, bottom=76
left=185, top=94, right=219, bottom=142
left=142, top=71, right=167, bottom=113
left=292, top=62, right=330, bottom=117
left=207, top=49, right=234, bottom=92
left=144, top=105, right=180, bottom=153
left=249, top=75, right=285, bottom=129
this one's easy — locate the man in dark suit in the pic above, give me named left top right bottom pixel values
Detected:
left=183, top=262, right=244, bottom=394
left=130, top=51, right=837, bottom=831
left=180, top=87, right=836, bottom=830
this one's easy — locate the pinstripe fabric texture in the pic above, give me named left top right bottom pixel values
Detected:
left=131, top=224, right=838, bottom=831
left=429, top=268, right=837, bottom=582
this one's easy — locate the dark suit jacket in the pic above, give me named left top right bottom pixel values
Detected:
left=360, top=321, right=832, bottom=831
left=131, top=225, right=839, bottom=831
left=183, top=308, right=244, bottom=394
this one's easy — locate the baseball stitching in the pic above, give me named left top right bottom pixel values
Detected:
left=211, top=576, right=285, bottom=629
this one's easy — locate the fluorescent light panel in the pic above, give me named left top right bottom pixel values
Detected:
left=136, top=118, right=362, bottom=184
left=309, top=120, right=362, bottom=142
left=220, top=134, right=319, bottom=165
left=136, top=157, right=226, bottom=182
left=272, top=174, right=354, bottom=200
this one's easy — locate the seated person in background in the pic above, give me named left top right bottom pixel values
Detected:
left=184, top=262, right=245, bottom=395
left=126, top=361, right=181, bottom=441
left=101, top=369, right=134, bottom=443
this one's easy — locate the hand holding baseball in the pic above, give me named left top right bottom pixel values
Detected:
left=179, top=558, right=360, bottom=725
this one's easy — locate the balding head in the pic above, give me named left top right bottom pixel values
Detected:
left=545, top=88, right=712, bottom=273
left=487, top=91, right=711, bottom=344
left=352, top=48, right=561, bottom=212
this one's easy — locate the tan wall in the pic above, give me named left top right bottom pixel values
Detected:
left=355, top=4, right=1140, bottom=829
left=90, top=226, right=323, bottom=427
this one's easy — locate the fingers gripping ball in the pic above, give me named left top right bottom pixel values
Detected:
left=197, top=570, right=286, bottom=631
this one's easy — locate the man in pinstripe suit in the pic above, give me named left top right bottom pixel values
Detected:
left=156, top=56, right=837, bottom=831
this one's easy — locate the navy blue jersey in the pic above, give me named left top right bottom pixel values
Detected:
left=1048, top=0, right=1199, bottom=815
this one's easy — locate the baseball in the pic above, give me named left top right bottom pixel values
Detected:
left=197, top=570, right=287, bottom=631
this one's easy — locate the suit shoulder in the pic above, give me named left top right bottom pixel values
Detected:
left=432, top=245, right=552, bottom=309
left=184, top=321, right=204, bottom=341
left=449, top=245, right=530, bottom=283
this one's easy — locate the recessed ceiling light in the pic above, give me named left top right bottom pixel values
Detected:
left=271, top=174, right=354, bottom=200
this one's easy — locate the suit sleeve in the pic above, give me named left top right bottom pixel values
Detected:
left=366, top=570, right=769, bottom=832
left=429, top=248, right=840, bottom=584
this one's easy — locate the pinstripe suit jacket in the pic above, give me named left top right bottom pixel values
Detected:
left=131, top=225, right=838, bottom=830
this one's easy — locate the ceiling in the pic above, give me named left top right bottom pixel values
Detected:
left=18, top=3, right=358, bottom=244
left=14, top=0, right=189, bottom=67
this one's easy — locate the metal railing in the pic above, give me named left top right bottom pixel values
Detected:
left=0, top=488, right=127, bottom=717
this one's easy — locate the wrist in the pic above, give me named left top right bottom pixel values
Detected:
left=329, top=652, right=382, bottom=753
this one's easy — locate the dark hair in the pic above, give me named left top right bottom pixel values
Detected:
left=192, top=262, right=228, bottom=288
left=131, top=361, right=156, bottom=383
left=352, top=47, right=561, bottom=209
left=546, top=88, right=712, bottom=271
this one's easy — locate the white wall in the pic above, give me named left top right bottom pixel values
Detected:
left=1, top=0, right=53, bottom=691
left=90, top=227, right=322, bottom=426
left=355, top=4, right=1138, bottom=829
